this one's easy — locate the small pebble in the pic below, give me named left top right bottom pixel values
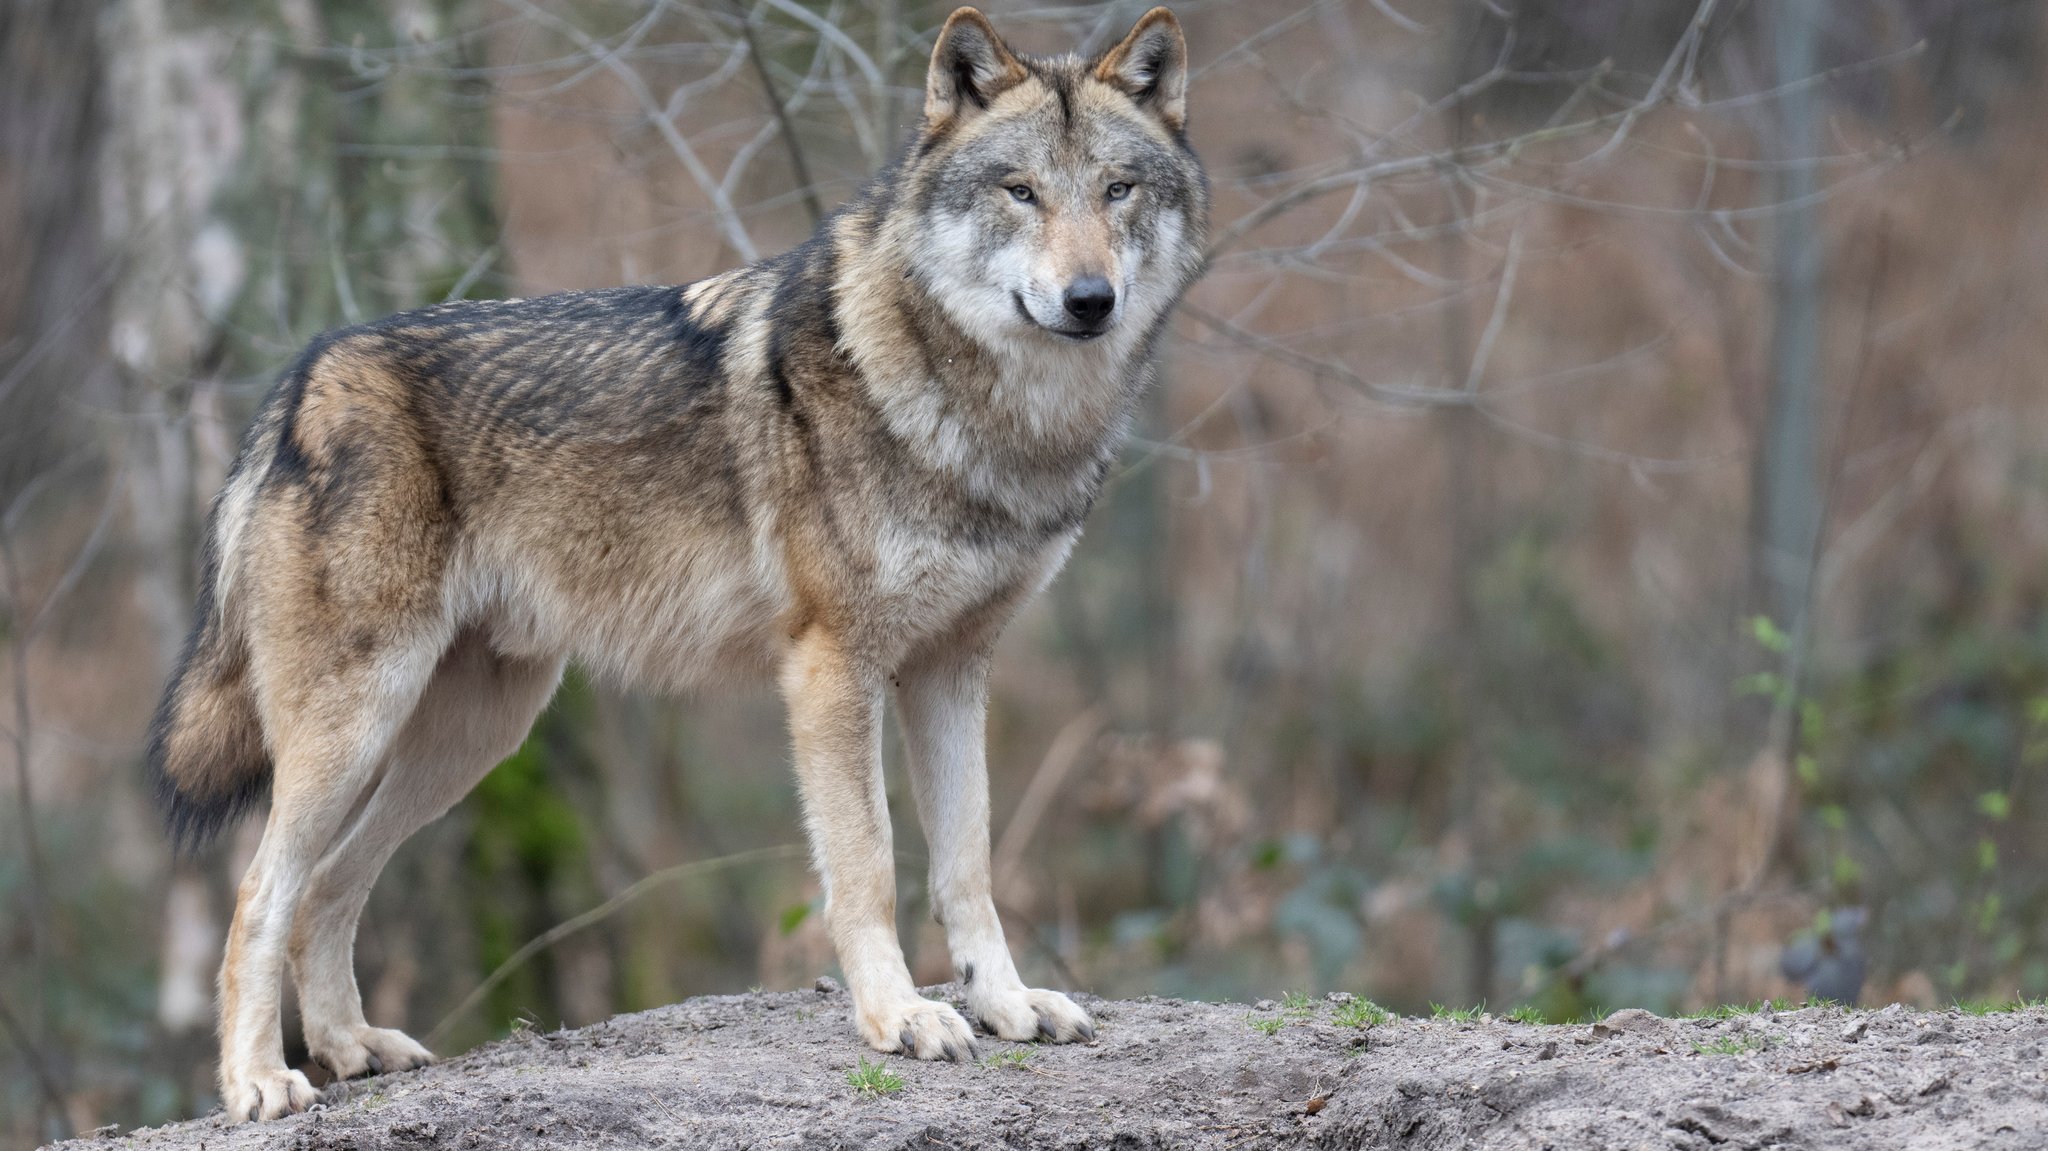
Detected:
left=815, top=975, right=841, bottom=994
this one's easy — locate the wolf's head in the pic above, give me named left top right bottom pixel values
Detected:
left=888, top=7, right=1208, bottom=357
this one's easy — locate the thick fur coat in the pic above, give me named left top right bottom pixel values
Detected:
left=147, top=6, right=1207, bottom=1121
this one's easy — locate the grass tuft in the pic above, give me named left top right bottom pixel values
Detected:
left=1247, top=991, right=1324, bottom=1036
left=847, top=1056, right=905, bottom=1098
left=1684, top=998, right=1799, bottom=1021
left=1690, top=1034, right=1767, bottom=1056
left=981, top=1048, right=1034, bottom=1070
left=1506, top=1004, right=1546, bottom=1025
left=1429, top=1002, right=1483, bottom=1023
left=1334, top=998, right=1394, bottom=1029
left=1954, top=996, right=2046, bottom=1016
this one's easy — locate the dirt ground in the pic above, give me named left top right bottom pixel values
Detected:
left=49, top=987, right=2048, bottom=1150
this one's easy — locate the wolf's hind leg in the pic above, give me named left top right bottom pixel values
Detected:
left=218, top=634, right=446, bottom=1122
left=291, top=631, right=563, bottom=1080
left=782, top=628, right=977, bottom=1061
left=896, top=643, right=1094, bottom=1044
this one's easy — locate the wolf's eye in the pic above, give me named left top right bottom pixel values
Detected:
left=1008, top=184, right=1036, bottom=204
left=1106, top=181, right=1133, bottom=201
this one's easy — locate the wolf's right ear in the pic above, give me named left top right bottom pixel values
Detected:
left=924, top=8, right=1028, bottom=129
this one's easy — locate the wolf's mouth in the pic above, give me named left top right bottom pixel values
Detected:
left=1013, top=292, right=1107, bottom=342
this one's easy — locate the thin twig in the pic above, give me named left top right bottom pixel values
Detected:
left=1572, top=0, right=1721, bottom=167
left=0, top=531, right=51, bottom=1074
left=499, top=0, right=760, bottom=262
left=1528, top=883, right=1811, bottom=999
left=1206, top=37, right=1928, bottom=262
left=1369, top=0, right=1430, bottom=36
left=443, top=244, right=501, bottom=302
left=992, top=708, right=1106, bottom=891
left=1461, top=225, right=1522, bottom=392
left=426, top=843, right=805, bottom=1047
left=0, top=991, right=65, bottom=1118
left=1742, top=218, right=1894, bottom=895
left=1181, top=304, right=1469, bottom=408
left=0, top=464, right=116, bottom=1127
left=733, top=0, right=824, bottom=226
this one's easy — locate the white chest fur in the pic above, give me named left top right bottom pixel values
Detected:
left=870, top=515, right=1075, bottom=642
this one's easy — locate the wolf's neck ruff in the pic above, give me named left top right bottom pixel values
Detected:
left=825, top=222, right=1143, bottom=530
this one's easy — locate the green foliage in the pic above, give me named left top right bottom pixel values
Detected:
left=1736, top=669, right=1786, bottom=703
left=1334, top=998, right=1394, bottom=1028
left=472, top=736, right=586, bottom=878
left=1430, top=1002, right=1483, bottom=1022
left=1247, top=990, right=1325, bottom=1036
left=846, top=1057, right=905, bottom=1098
left=464, top=674, right=598, bottom=1037
left=1787, top=614, right=2048, bottom=1002
left=982, top=1048, right=1035, bottom=1070
left=1506, top=1004, right=1547, bottom=1024
left=1751, top=615, right=1792, bottom=655
left=1682, top=999, right=1798, bottom=1020
left=778, top=901, right=813, bottom=935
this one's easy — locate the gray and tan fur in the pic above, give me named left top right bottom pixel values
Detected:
left=147, top=6, right=1207, bottom=1121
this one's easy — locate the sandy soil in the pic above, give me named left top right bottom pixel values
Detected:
left=48, top=987, right=2048, bottom=1149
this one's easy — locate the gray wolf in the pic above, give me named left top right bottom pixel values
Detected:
left=146, top=5, right=1207, bottom=1121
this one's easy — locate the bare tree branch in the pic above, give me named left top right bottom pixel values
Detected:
left=500, top=0, right=761, bottom=262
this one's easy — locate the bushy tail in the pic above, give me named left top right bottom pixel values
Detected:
left=147, top=463, right=272, bottom=853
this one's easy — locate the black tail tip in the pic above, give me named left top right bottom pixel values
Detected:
left=154, top=776, right=269, bottom=856
left=147, top=740, right=269, bottom=856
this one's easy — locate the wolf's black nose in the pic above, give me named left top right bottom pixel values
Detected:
left=1062, top=277, right=1117, bottom=325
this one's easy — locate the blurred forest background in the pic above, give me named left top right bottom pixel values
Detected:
left=4, top=0, right=2047, bottom=1141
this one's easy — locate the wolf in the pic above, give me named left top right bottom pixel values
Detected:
left=146, top=5, right=1206, bottom=1121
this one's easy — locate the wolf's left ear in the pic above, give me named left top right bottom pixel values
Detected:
left=1094, top=7, right=1188, bottom=131
left=925, top=8, right=1029, bottom=128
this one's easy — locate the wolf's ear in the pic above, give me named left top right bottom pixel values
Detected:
left=1094, top=7, right=1188, bottom=131
left=924, top=8, right=1028, bottom=128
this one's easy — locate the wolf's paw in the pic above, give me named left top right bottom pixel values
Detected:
left=309, top=1025, right=433, bottom=1080
left=222, top=1066, right=321, bottom=1123
left=970, top=986, right=1095, bottom=1043
left=856, top=994, right=978, bottom=1061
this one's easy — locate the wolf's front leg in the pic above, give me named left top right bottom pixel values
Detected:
left=894, top=645, right=1095, bottom=1044
left=781, top=628, right=977, bottom=1061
